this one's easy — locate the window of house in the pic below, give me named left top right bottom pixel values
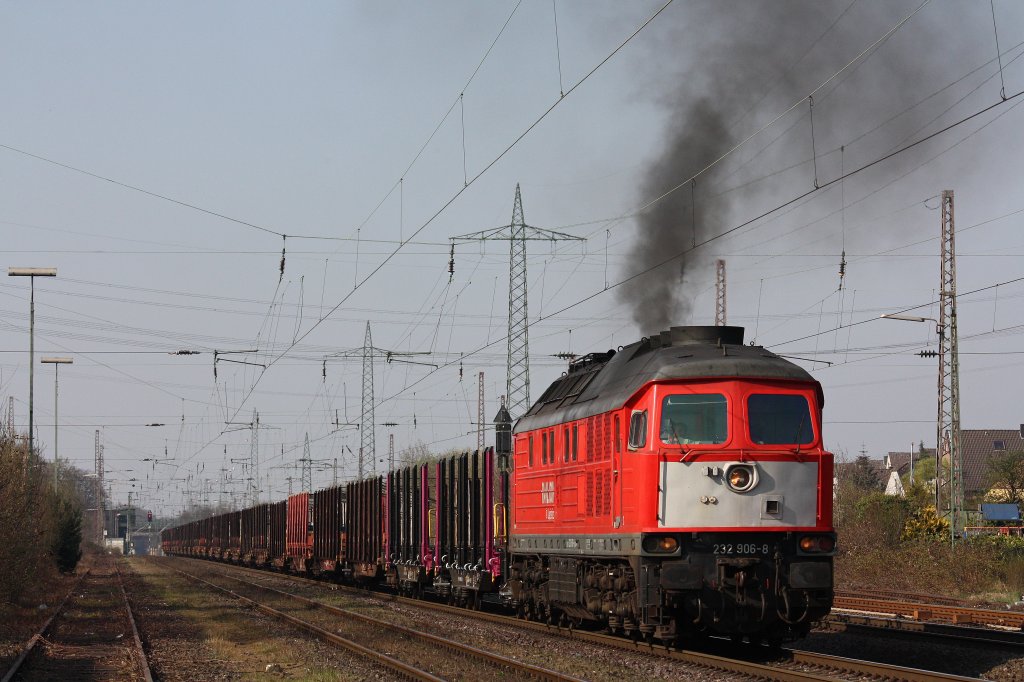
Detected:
left=994, top=440, right=1006, bottom=451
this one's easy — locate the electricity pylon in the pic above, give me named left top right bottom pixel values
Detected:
left=451, top=184, right=584, bottom=419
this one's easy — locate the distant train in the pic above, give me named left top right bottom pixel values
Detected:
left=163, top=325, right=836, bottom=644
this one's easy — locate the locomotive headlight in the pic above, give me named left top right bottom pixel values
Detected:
left=724, top=464, right=757, bottom=492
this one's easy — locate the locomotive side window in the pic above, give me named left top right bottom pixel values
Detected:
left=542, top=431, right=548, bottom=464
left=660, top=394, right=728, bottom=444
left=628, top=410, right=647, bottom=449
left=564, top=427, right=570, bottom=462
left=571, top=424, right=578, bottom=461
left=528, top=434, right=534, bottom=467
left=748, top=394, right=814, bottom=445
left=614, top=415, right=621, bottom=453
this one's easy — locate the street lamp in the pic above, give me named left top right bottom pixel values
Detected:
left=879, top=313, right=940, bottom=333
left=8, top=267, right=57, bottom=467
left=41, top=357, right=72, bottom=487
left=881, top=311, right=958, bottom=544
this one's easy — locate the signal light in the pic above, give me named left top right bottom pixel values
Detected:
left=147, top=511, right=153, bottom=522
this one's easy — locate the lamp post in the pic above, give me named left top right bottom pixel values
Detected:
left=41, top=356, right=72, bottom=487
left=8, top=267, right=57, bottom=469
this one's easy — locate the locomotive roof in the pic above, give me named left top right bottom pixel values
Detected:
left=515, top=325, right=819, bottom=433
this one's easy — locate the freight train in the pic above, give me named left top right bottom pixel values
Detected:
left=162, top=325, right=836, bottom=644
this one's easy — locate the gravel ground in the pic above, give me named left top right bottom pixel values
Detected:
left=177, top=557, right=1024, bottom=681
left=170, top=558, right=751, bottom=682
left=0, top=552, right=96, bottom=673
left=125, top=558, right=401, bottom=681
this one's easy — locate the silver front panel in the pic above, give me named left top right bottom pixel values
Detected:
left=659, top=459, right=819, bottom=528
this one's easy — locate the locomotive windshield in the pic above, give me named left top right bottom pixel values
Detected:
left=748, top=394, right=814, bottom=445
left=660, top=394, right=727, bottom=444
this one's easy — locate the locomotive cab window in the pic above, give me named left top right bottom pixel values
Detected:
left=748, top=394, right=814, bottom=445
left=628, top=410, right=647, bottom=449
left=660, top=394, right=727, bottom=444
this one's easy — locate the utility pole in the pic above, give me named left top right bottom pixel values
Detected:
left=451, top=185, right=584, bottom=420
left=94, top=430, right=104, bottom=545
left=388, top=433, right=395, bottom=472
left=715, top=259, right=727, bottom=326
left=937, top=189, right=962, bottom=543
left=7, top=396, right=12, bottom=434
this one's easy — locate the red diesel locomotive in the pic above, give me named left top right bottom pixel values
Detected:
left=506, top=325, right=834, bottom=642
left=162, top=325, right=835, bottom=644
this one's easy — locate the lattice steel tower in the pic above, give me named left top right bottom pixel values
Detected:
left=249, top=409, right=259, bottom=506
left=451, top=185, right=583, bottom=419
left=301, top=432, right=312, bottom=494
left=715, top=259, right=727, bottom=326
left=937, top=189, right=962, bottom=540
left=360, top=322, right=374, bottom=479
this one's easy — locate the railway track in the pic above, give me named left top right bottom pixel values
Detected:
left=835, top=588, right=970, bottom=607
left=833, top=594, right=1024, bottom=629
left=167, top=561, right=585, bottom=681
left=165, top=556, right=982, bottom=682
left=2, top=557, right=153, bottom=682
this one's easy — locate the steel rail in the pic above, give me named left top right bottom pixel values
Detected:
left=115, top=562, right=155, bottom=682
left=824, top=612, right=1024, bottom=649
left=159, top=557, right=831, bottom=681
left=834, top=595, right=1024, bottom=628
left=164, top=555, right=985, bottom=681
left=0, top=569, right=90, bottom=682
left=169, top=566, right=447, bottom=682
left=210, top=569, right=585, bottom=682
left=835, top=589, right=969, bottom=607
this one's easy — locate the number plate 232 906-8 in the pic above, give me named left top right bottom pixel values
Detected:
left=713, top=543, right=770, bottom=556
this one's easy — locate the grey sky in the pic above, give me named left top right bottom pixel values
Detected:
left=1, top=1, right=1022, bottom=515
